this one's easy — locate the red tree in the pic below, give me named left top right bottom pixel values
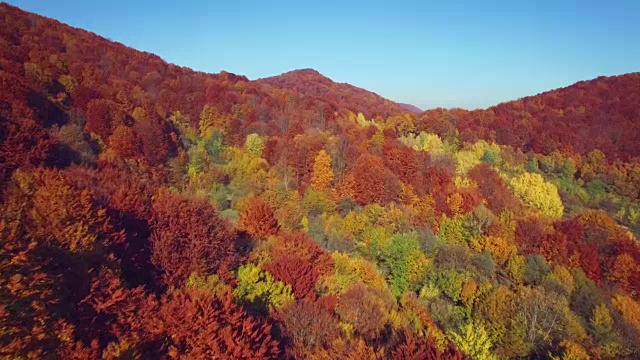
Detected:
left=264, top=253, right=317, bottom=299
left=158, top=287, right=281, bottom=359
left=150, top=189, right=236, bottom=287
left=238, top=196, right=279, bottom=239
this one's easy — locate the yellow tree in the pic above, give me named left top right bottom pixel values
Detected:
left=510, top=172, right=564, bottom=219
left=310, top=149, right=334, bottom=190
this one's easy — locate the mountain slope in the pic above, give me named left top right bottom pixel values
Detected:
left=256, top=68, right=408, bottom=118
left=399, top=103, right=422, bottom=113
left=418, top=74, right=640, bottom=161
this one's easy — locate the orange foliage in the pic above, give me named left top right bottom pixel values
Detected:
left=238, top=196, right=280, bottom=239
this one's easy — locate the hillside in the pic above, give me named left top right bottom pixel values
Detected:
left=399, top=103, right=423, bottom=113
left=417, top=74, right=640, bottom=162
left=256, top=68, right=408, bottom=118
left=1, top=3, right=640, bottom=360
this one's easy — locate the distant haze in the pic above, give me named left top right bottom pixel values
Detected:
left=8, top=0, right=640, bottom=109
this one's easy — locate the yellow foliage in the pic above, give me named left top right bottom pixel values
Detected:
left=447, top=192, right=464, bottom=215
left=399, top=132, right=445, bottom=153
left=455, top=150, right=482, bottom=176
left=461, top=279, right=479, bottom=307
left=199, top=105, right=230, bottom=137
left=553, top=265, right=575, bottom=294
left=506, top=255, right=526, bottom=284
left=318, top=252, right=387, bottom=294
left=612, top=294, right=640, bottom=332
left=375, top=203, right=407, bottom=232
left=471, top=236, right=517, bottom=266
left=510, top=172, right=564, bottom=219
left=311, top=149, right=334, bottom=190
left=552, top=340, right=590, bottom=360
left=406, top=251, right=432, bottom=287
left=448, top=321, right=496, bottom=360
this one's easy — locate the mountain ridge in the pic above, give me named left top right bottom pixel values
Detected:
left=256, top=68, right=412, bottom=118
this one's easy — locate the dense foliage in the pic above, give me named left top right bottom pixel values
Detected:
left=1, top=3, right=639, bottom=359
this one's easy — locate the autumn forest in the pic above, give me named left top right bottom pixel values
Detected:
left=1, top=3, right=640, bottom=359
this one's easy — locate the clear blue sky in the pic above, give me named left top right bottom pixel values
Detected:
left=7, top=0, right=640, bottom=110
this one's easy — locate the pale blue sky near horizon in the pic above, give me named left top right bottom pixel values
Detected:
left=5, top=0, right=640, bottom=110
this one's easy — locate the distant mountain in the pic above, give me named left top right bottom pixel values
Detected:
left=256, top=69, right=408, bottom=118
left=399, top=103, right=422, bottom=113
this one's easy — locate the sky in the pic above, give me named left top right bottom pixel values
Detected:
left=6, top=0, right=640, bottom=110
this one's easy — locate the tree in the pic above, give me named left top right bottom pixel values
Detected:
left=391, top=329, right=465, bottom=360
left=0, top=116, right=54, bottom=185
left=448, top=321, right=496, bottom=360
left=134, top=116, right=172, bottom=166
left=238, top=196, right=279, bottom=239
left=199, top=105, right=230, bottom=137
left=590, top=304, right=614, bottom=342
left=271, top=232, right=334, bottom=277
left=245, top=133, right=265, bottom=157
left=335, top=283, right=387, bottom=340
left=512, top=287, right=568, bottom=352
left=350, top=154, right=400, bottom=205
left=612, top=294, right=640, bottom=333
left=158, top=286, right=281, bottom=359
left=85, top=99, right=122, bottom=139
left=310, top=149, right=333, bottom=190
left=468, top=163, right=522, bottom=214
left=510, top=172, right=564, bottom=219
left=263, top=253, right=317, bottom=299
left=381, top=233, right=429, bottom=297
left=108, top=125, right=139, bottom=158
left=606, top=253, right=637, bottom=292
left=233, top=263, right=294, bottom=312
left=150, top=189, right=236, bottom=287
left=277, top=297, right=340, bottom=357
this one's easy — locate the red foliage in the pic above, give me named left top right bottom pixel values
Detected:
left=158, top=287, right=281, bottom=359
left=238, top=196, right=280, bottom=239
left=78, top=267, right=158, bottom=351
left=150, top=189, right=236, bottom=287
left=382, top=139, right=420, bottom=186
left=257, top=69, right=408, bottom=119
left=85, top=99, right=123, bottom=139
left=0, top=116, right=55, bottom=185
left=277, top=297, right=340, bottom=356
left=391, top=329, right=466, bottom=360
left=350, top=153, right=400, bottom=205
left=536, top=210, right=640, bottom=289
left=468, top=163, right=522, bottom=214
left=264, top=253, right=317, bottom=299
left=108, top=125, right=139, bottom=158
left=271, top=231, right=334, bottom=277
left=455, top=74, right=640, bottom=161
left=133, top=116, right=172, bottom=166
left=515, top=216, right=551, bottom=253
left=335, top=283, right=387, bottom=340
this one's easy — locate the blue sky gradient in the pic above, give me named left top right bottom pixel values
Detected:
left=7, top=0, right=640, bottom=109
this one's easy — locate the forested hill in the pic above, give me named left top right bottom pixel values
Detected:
left=256, top=68, right=410, bottom=118
left=1, top=3, right=640, bottom=360
left=418, top=73, right=640, bottom=162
